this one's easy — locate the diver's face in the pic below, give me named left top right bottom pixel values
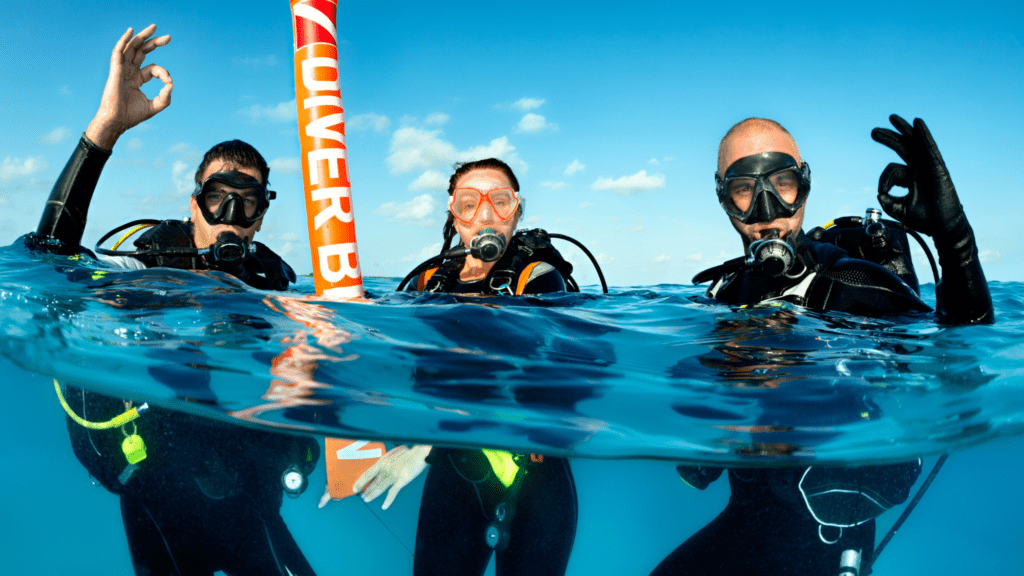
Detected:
left=190, top=160, right=265, bottom=249
left=719, top=130, right=806, bottom=249
left=450, top=167, right=521, bottom=248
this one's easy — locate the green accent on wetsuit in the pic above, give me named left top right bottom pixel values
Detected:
left=481, top=449, right=520, bottom=488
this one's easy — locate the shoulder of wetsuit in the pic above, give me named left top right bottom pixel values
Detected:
left=418, top=258, right=464, bottom=293
left=132, top=219, right=206, bottom=270
left=241, top=242, right=297, bottom=291
left=808, top=221, right=921, bottom=294
left=799, top=461, right=923, bottom=527
left=491, top=229, right=573, bottom=295
left=809, top=249, right=933, bottom=316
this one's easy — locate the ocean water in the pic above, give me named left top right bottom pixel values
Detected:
left=1, top=236, right=1022, bottom=575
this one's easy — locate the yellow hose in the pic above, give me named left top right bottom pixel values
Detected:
left=53, top=379, right=146, bottom=429
left=111, top=224, right=154, bottom=250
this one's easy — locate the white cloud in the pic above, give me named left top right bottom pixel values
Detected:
left=424, top=113, right=449, bottom=126
left=686, top=253, right=703, bottom=261
left=596, top=253, right=614, bottom=264
left=409, top=170, right=449, bottom=191
left=565, top=160, right=585, bottom=176
left=653, top=254, right=671, bottom=263
left=630, top=224, right=645, bottom=233
left=511, top=97, right=545, bottom=111
left=126, top=137, right=144, bottom=152
left=648, top=158, right=660, bottom=166
left=172, top=160, right=195, bottom=195
left=387, top=128, right=459, bottom=174
left=592, top=170, right=665, bottom=195
left=238, top=99, right=297, bottom=122
left=517, top=113, right=556, bottom=133
left=38, top=127, right=70, bottom=145
left=540, top=181, right=566, bottom=190
left=348, top=113, right=391, bottom=132
left=387, top=127, right=524, bottom=175
left=0, top=156, right=48, bottom=180
left=979, top=250, right=1002, bottom=264
left=269, top=157, right=301, bottom=176
left=524, top=215, right=542, bottom=225
left=578, top=201, right=591, bottom=208
left=377, top=194, right=437, bottom=226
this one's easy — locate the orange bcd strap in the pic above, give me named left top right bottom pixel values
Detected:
left=516, top=262, right=542, bottom=296
left=417, top=267, right=438, bottom=291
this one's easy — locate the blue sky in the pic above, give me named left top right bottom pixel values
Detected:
left=2, top=1, right=1022, bottom=286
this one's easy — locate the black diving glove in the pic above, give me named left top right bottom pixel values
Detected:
left=871, top=115, right=993, bottom=324
left=871, top=115, right=967, bottom=242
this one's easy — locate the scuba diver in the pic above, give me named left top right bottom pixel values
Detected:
left=28, top=25, right=319, bottom=576
left=351, top=158, right=587, bottom=576
left=651, top=116, right=993, bottom=576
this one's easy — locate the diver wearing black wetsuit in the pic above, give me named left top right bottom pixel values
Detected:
left=350, top=159, right=580, bottom=576
left=410, top=229, right=579, bottom=576
left=652, top=115, right=993, bottom=576
left=32, top=135, right=320, bottom=576
left=28, top=26, right=319, bottom=576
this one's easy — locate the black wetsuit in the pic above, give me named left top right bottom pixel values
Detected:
left=409, top=246, right=579, bottom=576
left=653, top=229, right=991, bottom=576
left=33, top=135, right=318, bottom=576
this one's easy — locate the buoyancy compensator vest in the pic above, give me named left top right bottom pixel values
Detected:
left=400, top=228, right=609, bottom=295
left=98, top=219, right=296, bottom=291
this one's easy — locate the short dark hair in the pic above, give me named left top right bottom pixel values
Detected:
left=195, top=140, right=270, bottom=185
left=446, top=157, right=520, bottom=195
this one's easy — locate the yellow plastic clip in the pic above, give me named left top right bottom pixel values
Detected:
left=482, top=449, right=520, bottom=488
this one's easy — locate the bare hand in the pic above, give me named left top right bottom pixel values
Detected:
left=351, top=445, right=431, bottom=510
left=85, top=25, right=173, bottom=149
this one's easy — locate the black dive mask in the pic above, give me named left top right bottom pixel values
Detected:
left=193, top=170, right=275, bottom=227
left=716, top=152, right=811, bottom=224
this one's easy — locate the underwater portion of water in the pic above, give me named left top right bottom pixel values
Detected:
left=1, top=237, right=1021, bottom=466
left=2, top=237, right=1024, bottom=575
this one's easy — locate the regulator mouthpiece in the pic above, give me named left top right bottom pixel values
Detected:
left=202, top=232, right=254, bottom=268
left=747, top=230, right=795, bottom=277
left=470, top=228, right=506, bottom=262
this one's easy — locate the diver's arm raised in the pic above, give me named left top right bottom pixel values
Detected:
left=86, top=25, right=173, bottom=149
left=872, top=115, right=993, bottom=325
left=33, top=25, right=172, bottom=253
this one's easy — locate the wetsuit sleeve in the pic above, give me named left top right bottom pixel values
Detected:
left=933, top=225, right=993, bottom=325
left=519, top=262, right=567, bottom=295
left=812, top=257, right=933, bottom=317
left=33, top=135, right=111, bottom=254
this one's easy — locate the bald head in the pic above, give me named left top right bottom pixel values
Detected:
left=718, top=118, right=801, bottom=176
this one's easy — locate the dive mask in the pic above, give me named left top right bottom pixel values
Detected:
left=716, top=152, right=810, bottom=224
left=449, top=187, right=520, bottom=224
left=193, top=170, right=275, bottom=227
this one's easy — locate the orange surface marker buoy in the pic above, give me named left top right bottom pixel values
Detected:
left=292, top=0, right=364, bottom=299
left=291, top=0, right=384, bottom=501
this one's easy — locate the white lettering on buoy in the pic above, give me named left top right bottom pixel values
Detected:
left=336, top=440, right=383, bottom=460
